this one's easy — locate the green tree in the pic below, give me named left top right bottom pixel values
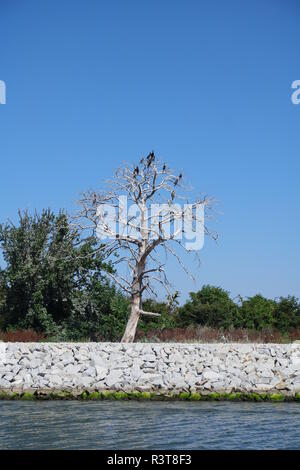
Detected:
left=273, top=296, right=300, bottom=332
left=55, top=281, right=130, bottom=341
left=0, top=209, right=107, bottom=334
left=178, top=285, right=239, bottom=328
left=238, top=294, right=276, bottom=330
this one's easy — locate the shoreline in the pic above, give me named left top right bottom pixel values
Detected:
left=0, top=390, right=300, bottom=401
left=1, top=342, right=300, bottom=399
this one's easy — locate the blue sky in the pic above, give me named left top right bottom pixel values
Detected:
left=0, top=0, right=299, bottom=302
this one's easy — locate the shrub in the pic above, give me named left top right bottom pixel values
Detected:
left=238, top=295, right=276, bottom=330
left=177, top=286, right=239, bottom=329
left=273, top=296, right=300, bottom=332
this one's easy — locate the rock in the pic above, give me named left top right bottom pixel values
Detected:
left=95, top=367, right=108, bottom=380
left=290, top=355, right=300, bottom=365
left=49, top=375, right=63, bottom=386
left=138, top=373, right=163, bottom=387
left=275, top=381, right=287, bottom=390
left=143, top=354, right=156, bottom=362
left=3, top=373, right=14, bottom=382
left=60, top=353, right=74, bottom=365
left=78, top=376, right=94, bottom=387
left=82, top=367, right=96, bottom=378
left=0, top=378, right=11, bottom=387
left=130, top=366, right=142, bottom=381
left=105, top=370, right=123, bottom=387
left=255, top=383, right=273, bottom=391
left=202, top=370, right=223, bottom=382
left=1, top=342, right=300, bottom=397
left=65, top=364, right=82, bottom=375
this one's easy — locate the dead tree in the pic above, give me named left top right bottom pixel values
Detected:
left=76, top=152, right=215, bottom=342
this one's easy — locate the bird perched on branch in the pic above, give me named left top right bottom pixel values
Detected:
left=133, top=166, right=139, bottom=177
left=147, top=151, right=155, bottom=167
left=171, top=190, right=175, bottom=201
left=162, top=164, right=166, bottom=172
left=174, top=173, right=182, bottom=186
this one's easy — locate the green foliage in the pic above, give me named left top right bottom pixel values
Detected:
left=1, top=208, right=300, bottom=341
left=0, top=390, right=295, bottom=401
left=176, top=286, right=300, bottom=335
left=272, top=296, right=300, bottom=332
left=0, top=209, right=127, bottom=340
left=177, top=285, right=239, bottom=328
left=53, top=282, right=129, bottom=341
left=237, top=295, right=276, bottom=330
left=179, top=392, right=190, bottom=400
left=270, top=393, right=284, bottom=402
left=22, top=392, right=35, bottom=400
left=138, top=294, right=179, bottom=333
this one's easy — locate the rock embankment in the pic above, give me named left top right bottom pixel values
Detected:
left=1, top=342, right=300, bottom=397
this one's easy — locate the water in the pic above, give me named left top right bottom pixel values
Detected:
left=0, top=400, right=300, bottom=449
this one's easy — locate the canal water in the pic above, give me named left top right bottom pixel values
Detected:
left=0, top=400, right=300, bottom=449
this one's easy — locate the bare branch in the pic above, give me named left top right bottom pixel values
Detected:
left=74, top=153, right=216, bottom=342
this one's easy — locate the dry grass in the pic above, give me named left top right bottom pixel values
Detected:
left=0, top=329, right=46, bottom=342
left=136, top=326, right=300, bottom=343
left=1, top=326, right=300, bottom=343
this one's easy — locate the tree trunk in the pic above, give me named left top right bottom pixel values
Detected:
left=121, top=233, right=146, bottom=343
left=121, top=294, right=141, bottom=343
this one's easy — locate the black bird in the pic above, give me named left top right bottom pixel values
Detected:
left=162, top=164, right=166, bottom=172
left=178, top=173, right=182, bottom=180
left=133, top=166, right=139, bottom=177
left=146, top=151, right=155, bottom=166
left=171, top=190, right=175, bottom=201
left=174, top=178, right=179, bottom=186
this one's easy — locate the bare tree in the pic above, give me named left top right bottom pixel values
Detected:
left=75, top=152, right=215, bottom=342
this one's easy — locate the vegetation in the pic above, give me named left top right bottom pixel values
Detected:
left=176, top=286, right=300, bottom=334
left=136, top=326, right=300, bottom=344
left=0, top=209, right=129, bottom=341
left=0, top=390, right=300, bottom=401
left=0, top=209, right=300, bottom=343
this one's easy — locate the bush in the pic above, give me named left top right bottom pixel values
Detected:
left=273, top=296, right=300, bottom=332
left=176, top=287, right=300, bottom=335
left=238, top=295, right=276, bottom=330
left=177, top=285, right=239, bottom=329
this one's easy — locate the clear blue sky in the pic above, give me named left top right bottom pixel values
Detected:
left=0, top=0, right=299, bottom=302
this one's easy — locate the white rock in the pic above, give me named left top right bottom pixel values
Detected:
left=82, top=367, right=96, bottom=377
left=143, top=354, right=156, bottom=362
left=0, top=378, right=11, bottom=387
left=202, top=370, right=223, bottom=381
left=105, top=370, right=123, bottom=387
